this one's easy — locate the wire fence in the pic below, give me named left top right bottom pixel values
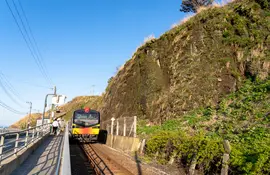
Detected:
left=101, top=116, right=137, bottom=138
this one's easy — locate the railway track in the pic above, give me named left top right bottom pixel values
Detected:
left=69, top=140, right=96, bottom=175
left=69, top=138, right=133, bottom=175
left=80, top=143, right=133, bottom=175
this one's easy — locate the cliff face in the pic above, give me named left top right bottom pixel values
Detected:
left=11, top=0, right=270, bottom=126
left=99, top=0, right=270, bottom=122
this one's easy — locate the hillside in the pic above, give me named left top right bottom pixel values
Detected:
left=9, top=0, right=270, bottom=173
left=98, top=0, right=270, bottom=173
left=10, top=96, right=102, bottom=129
left=59, top=96, right=102, bottom=121
left=10, top=113, right=42, bottom=129
left=99, top=0, right=270, bottom=122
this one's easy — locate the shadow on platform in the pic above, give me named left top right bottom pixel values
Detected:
left=11, top=134, right=63, bottom=175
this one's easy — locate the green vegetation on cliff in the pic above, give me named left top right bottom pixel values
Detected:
left=139, top=78, right=270, bottom=174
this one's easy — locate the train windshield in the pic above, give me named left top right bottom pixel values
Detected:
left=73, top=111, right=99, bottom=126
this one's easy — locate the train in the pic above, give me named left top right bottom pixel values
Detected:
left=69, top=107, right=107, bottom=143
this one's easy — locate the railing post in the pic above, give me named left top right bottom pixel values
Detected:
left=41, top=125, right=44, bottom=137
left=123, top=117, right=126, bottom=137
left=37, top=128, right=40, bottom=139
left=0, top=135, right=5, bottom=166
left=14, top=133, right=19, bottom=155
left=32, top=128, right=35, bottom=143
left=116, top=119, right=119, bottom=136
left=134, top=116, right=137, bottom=138
left=25, top=131, right=29, bottom=147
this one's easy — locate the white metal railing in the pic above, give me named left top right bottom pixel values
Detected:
left=101, top=116, right=137, bottom=137
left=0, top=123, right=51, bottom=166
left=59, top=124, right=71, bottom=175
left=0, top=128, right=21, bottom=134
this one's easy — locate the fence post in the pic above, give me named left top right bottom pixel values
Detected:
left=14, top=133, right=19, bottom=155
left=221, top=140, right=231, bottom=175
left=116, top=119, right=119, bottom=136
left=123, top=117, right=126, bottom=137
left=140, top=139, right=146, bottom=154
left=25, top=131, right=29, bottom=147
left=0, top=135, right=5, bottom=166
left=133, top=116, right=137, bottom=138
left=111, top=118, right=115, bottom=135
left=106, top=124, right=109, bottom=133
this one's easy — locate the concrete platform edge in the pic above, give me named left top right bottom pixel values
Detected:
left=0, top=134, right=49, bottom=175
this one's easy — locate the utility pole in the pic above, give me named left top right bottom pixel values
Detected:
left=42, top=86, right=56, bottom=125
left=92, top=85, right=95, bottom=95
left=26, top=101, right=32, bottom=129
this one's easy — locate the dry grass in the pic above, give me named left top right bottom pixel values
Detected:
left=213, top=0, right=236, bottom=7
left=143, top=34, right=155, bottom=43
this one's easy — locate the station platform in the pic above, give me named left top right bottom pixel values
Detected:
left=11, top=134, right=63, bottom=175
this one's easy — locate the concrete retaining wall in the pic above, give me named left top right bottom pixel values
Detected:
left=0, top=134, right=49, bottom=175
left=106, top=134, right=140, bottom=153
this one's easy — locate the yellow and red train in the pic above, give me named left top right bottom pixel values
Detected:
left=69, top=107, right=107, bottom=143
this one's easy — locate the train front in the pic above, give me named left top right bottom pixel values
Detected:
left=71, top=107, right=100, bottom=142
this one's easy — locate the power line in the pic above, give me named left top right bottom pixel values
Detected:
left=17, top=0, right=50, bottom=75
left=5, top=0, right=53, bottom=86
left=0, top=72, right=25, bottom=102
left=0, top=100, right=26, bottom=115
left=0, top=75, right=26, bottom=108
left=13, top=0, right=53, bottom=85
left=10, top=0, right=53, bottom=85
left=2, top=72, right=52, bottom=89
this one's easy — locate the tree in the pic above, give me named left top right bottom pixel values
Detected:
left=180, top=0, right=213, bottom=13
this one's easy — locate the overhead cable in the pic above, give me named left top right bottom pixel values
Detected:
left=0, top=72, right=25, bottom=102
left=5, top=0, right=53, bottom=86
left=0, top=75, right=26, bottom=108
left=0, top=100, right=26, bottom=115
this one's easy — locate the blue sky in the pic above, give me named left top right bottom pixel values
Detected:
left=0, top=0, right=185, bottom=126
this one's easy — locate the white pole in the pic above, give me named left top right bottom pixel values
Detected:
left=116, top=119, right=119, bottom=136
left=111, top=117, right=115, bottom=135
left=123, top=117, right=126, bottom=137
left=134, top=116, right=137, bottom=137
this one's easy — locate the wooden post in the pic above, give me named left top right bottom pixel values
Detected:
left=221, top=140, right=231, bottom=175
left=140, top=139, right=146, bottom=154
left=123, top=117, right=126, bottom=137
left=189, top=154, right=197, bottom=175
left=169, top=152, right=177, bottom=165
left=116, top=119, right=119, bottom=136
left=134, top=116, right=137, bottom=138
